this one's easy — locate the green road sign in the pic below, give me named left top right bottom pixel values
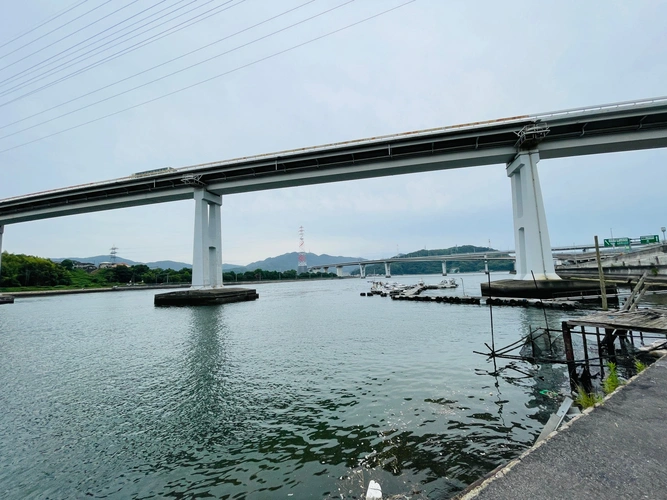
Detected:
left=640, top=235, right=660, bottom=244
left=603, top=237, right=630, bottom=247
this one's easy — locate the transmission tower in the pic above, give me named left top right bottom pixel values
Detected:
left=110, top=244, right=118, bottom=263
left=297, top=226, right=307, bottom=275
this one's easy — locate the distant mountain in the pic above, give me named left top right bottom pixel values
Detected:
left=52, top=255, right=192, bottom=270
left=51, top=252, right=361, bottom=273
left=145, top=260, right=191, bottom=270
left=227, top=252, right=362, bottom=272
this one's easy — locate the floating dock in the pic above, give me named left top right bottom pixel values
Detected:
left=391, top=293, right=579, bottom=310
left=154, top=287, right=259, bottom=306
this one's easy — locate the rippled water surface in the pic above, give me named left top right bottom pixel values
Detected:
left=0, top=274, right=577, bottom=499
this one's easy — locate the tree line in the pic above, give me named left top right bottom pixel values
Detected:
left=0, top=252, right=336, bottom=290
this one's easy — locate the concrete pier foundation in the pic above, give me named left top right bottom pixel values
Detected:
left=481, top=278, right=616, bottom=299
left=155, top=287, right=258, bottom=306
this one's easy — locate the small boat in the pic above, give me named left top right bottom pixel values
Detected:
left=435, top=278, right=459, bottom=289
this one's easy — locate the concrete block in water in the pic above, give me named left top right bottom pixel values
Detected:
left=154, top=287, right=258, bottom=306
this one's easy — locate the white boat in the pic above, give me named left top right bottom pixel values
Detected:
left=435, top=278, right=459, bottom=289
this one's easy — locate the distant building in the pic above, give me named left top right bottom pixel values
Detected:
left=99, top=262, right=129, bottom=269
left=72, top=261, right=97, bottom=272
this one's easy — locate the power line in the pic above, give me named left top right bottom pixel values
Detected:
left=0, top=0, right=225, bottom=101
left=0, top=0, right=172, bottom=88
left=0, top=0, right=114, bottom=63
left=0, top=0, right=416, bottom=155
left=0, top=0, right=348, bottom=141
left=0, top=1, right=143, bottom=74
left=0, top=0, right=316, bottom=132
left=0, top=0, right=90, bottom=52
left=0, top=0, right=193, bottom=91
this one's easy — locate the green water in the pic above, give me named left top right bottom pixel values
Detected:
left=0, top=274, right=575, bottom=498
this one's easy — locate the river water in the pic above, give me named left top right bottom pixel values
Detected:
left=0, top=273, right=580, bottom=499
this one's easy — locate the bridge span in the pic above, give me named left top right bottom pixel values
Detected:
left=308, top=244, right=629, bottom=278
left=1, top=96, right=667, bottom=288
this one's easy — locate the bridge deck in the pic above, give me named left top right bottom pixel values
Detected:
left=2, top=96, right=667, bottom=225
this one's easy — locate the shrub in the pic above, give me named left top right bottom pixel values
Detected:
left=603, top=362, right=623, bottom=394
left=575, top=386, right=603, bottom=408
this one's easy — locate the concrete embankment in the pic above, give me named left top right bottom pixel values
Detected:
left=457, top=355, right=667, bottom=499
left=6, top=284, right=190, bottom=298
left=558, top=242, right=667, bottom=284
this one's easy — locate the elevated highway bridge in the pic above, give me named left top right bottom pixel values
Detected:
left=1, top=96, right=667, bottom=288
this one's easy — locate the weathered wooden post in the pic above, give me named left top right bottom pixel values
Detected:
left=562, top=321, right=579, bottom=392
left=594, top=235, right=608, bottom=311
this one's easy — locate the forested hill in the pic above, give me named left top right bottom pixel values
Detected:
left=351, top=245, right=513, bottom=275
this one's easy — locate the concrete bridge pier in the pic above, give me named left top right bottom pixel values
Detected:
left=359, top=264, right=366, bottom=279
left=192, top=189, right=223, bottom=288
left=483, top=151, right=591, bottom=298
left=506, top=151, right=558, bottom=281
left=336, top=266, right=343, bottom=277
left=323, top=266, right=329, bottom=274
left=384, top=262, right=391, bottom=278
left=0, top=225, right=4, bottom=279
left=155, top=190, right=259, bottom=305
left=441, top=261, right=447, bottom=276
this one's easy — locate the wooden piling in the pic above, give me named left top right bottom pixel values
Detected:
left=594, top=235, right=608, bottom=311
left=562, top=321, right=579, bottom=391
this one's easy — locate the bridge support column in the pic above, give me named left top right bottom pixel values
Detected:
left=384, top=262, right=391, bottom=278
left=441, top=261, right=447, bottom=276
left=359, top=264, right=366, bottom=279
left=323, top=266, right=329, bottom=274
left=507, top=151, right=558, bottom=281
left=192, top=190, right=223, bottom=288
left=336, top=266, right=343, bottom=277
left=0, top=225, right=3, bottom=282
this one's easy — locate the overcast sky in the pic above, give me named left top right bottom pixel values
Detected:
left=0, top=0, right=665, bottom=266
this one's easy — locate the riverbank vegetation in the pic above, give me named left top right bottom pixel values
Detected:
left=0, top=252, right=335, bottom=292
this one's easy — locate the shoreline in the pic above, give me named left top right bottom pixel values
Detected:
left=2, top=276, right=352, bottom=298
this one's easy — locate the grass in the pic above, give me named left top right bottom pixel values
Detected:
left=574, top=386, right=603, bottom=408
left=634, top=359, right=647, bottom=373
left=603, top=362, right=624, bottom=395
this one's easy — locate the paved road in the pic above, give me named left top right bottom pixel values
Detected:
left=462, top=356, right=667, bottom=500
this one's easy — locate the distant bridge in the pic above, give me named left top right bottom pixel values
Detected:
left=1, top=96, right=667, bottom=288
left=308, top=244, right=627, bottom=278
